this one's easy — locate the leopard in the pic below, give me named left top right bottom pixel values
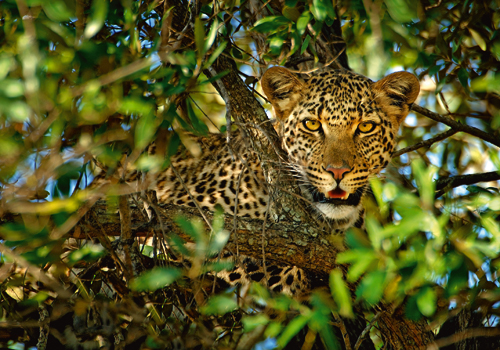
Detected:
left=91, top=67, right=420, bottom=295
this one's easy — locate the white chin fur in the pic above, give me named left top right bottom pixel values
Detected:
left=315, top=203, right=358, bottom=222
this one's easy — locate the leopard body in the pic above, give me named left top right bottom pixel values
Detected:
left=93, top=67, right=420, bottom=295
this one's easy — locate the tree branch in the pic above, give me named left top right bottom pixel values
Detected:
left=392, top=128, right=458, bottom=158
left=426, top=327, right=500, bottom=350
left=205, top=54, right=312, bottom=222
left=435, top=171, right=500, bottom=198
left=412, top=105, right=500, bottom=148
left=69, top=201, right=339, bottom=277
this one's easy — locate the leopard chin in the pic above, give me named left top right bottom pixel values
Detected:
left=302, top=185, right=366, bottom=224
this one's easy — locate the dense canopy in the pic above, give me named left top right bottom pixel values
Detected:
left=0, top=0, right=499, bottom=349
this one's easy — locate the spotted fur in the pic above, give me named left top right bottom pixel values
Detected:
left=92, top=67, right=420, bottom=294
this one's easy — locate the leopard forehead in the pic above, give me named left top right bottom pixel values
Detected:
left=293, top=71, right=376, bottom=124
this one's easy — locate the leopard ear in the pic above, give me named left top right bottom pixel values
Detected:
left=261, top=67, right=305, bottom=120
left=372, top=72, right=420, bottom=122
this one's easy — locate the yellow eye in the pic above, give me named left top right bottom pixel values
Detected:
left=303, top=120, right=322, bottom=131
left=358, top=122, right=376, bottom=133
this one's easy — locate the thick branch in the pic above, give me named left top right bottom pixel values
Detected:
left=435, top=171, right=500, bottom=198
left=205, top=54, right=312, bottom=222
left=427, top=327, right=500, bottom=350
left=412, top=105, right=500, bottom=148
left=71, top=201, right=339, bottom=276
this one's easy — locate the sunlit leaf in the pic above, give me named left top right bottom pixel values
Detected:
left=469, top=29, right=487, bottom=51
left=356, top=270, right=386, bottom=304
left=200, top=295, right=238, bottom=315
left=416, top=286, right=436, bottom=317
left=130, top=267, right=182, bottom=292
left=277, top=314, right=310, bottom=348
left=242, top=314, right=269, bottom=332
left=253, top=16, right=290, bottom=33
left=383, top=0, right=418, bottom=23
left=329, top=270, right=354, bottom=317
left=84, top=0, right=108, bottom=39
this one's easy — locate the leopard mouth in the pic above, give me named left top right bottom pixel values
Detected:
left=310, top=186, right=364, bottom=207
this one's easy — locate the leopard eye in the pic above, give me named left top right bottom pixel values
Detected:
left=357, top=122, right=376, bottom=133
left=303, top=120, right=322, bottom=131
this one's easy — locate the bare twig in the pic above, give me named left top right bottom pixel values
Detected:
left=412, top=105, right=500, bottom=148
left=354, top=312, right=382, bottom=350
left=334, top=315, right=352, bottom=350
left=435, top=171, right=500, bottom=198
left=392, top=129, right=458, bottom=158
left=425, top=327, right=500, bottom=350
left=72, top=58, right=152, bottom=96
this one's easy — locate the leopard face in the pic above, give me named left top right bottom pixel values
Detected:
left=262, top=68, right=419, bottom=227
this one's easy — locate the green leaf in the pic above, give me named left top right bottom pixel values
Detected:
left=457, top=68, right=469, bottom=90
left=175, top=216, right=204, bottom=243
left=356, top=270, right=386, bottom=304
left=204, top=18, right=219, bottom=53
left=231, top=47, right=243, bottom=60
left=200, top=295, right=238, bottom=315
left=84, top=0, right=108, bottom=39
left=416, top=286, right=437, bottom=317
left=469, top=29, right=487, bottom=51
left=0, top=80, right=25, bottom=98
left=205, top=41, right=227, bottom=67
left=207, top=229, right=230, bottom=256
left=265, top=322, right=283, bottom=338
left=283, top=6, right=301, bottom=22
left=42, top=0, right=74, bottom=22
left=405, top=294, right=423, bottom=320
left=277, top=315, right=310, bottom=348
left=130, top=267, right=182, bottom=292
left=186, top=99, right=208, bottom=135
left=5, top=101, right=30, bottom=122
left=67, top=244, right=105, bottom=264
left=301, top=35, right=312, bottom=54
left=411, top=159, right=436, bottom=210
left=329, top=270, right=354, bottom=317
left=242, top=314, right=269, bottom=332
left=297, top=12, right=311, bottom=35
left=383, top=0, right=418, bottom=23
left=253, top=16, right=290, bottom=33
left=0, top=55, right=14, bottom=80
left=471, top=74, right=500, bottom=93
left=311, top=0, right=335, bottom=21
left=269, top=36, right=285, bottom=55
left=195, top=17, right=206, bottom=58
left=135, top=111, right=157, bottom=150
left=319, top=325, right=342, bottom=350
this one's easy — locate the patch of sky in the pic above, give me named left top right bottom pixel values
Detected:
left=404, top=112, right=417, bottom=127
left=253, top=337, right=278, bottom=350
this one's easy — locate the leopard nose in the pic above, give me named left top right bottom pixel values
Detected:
left=325, top=165, right=351, bottom=180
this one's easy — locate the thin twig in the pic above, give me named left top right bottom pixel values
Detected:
left=392, top=128, right=458, bottom=158
left=72, top=58, right=152, bottom=96
left=412, top=105, right=500, bottom=148
left=334, top=314, right=352, bottom=350
left=354, top=312, right=382, bottom=350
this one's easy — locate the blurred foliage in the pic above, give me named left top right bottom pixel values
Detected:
left=0, top=0, right=499, bottom=349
